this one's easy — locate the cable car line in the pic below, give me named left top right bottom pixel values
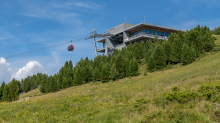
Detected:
left=3, top=38, right=85, bottom=59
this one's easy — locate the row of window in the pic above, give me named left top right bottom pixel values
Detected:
left=130, top=29, right=171, bottom=37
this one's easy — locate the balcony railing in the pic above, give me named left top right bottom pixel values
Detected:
left=128, top=32, right=168, bottom=40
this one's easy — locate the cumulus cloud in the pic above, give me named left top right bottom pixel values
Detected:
left=11, top=61, right=46, bottom=81
left=0, top=57, right=13, bottom=83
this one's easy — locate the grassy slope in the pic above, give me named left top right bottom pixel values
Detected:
left=1, top=36, right=220, bottom=122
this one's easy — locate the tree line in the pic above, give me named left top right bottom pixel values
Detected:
left=0, top=25, right=215, bottom=102
left=145, top=25, right=215, bottom=71
left=212, top=26, right=220, bottom=35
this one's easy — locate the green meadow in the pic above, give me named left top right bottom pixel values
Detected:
left=1, top=36, right=220, bottom=123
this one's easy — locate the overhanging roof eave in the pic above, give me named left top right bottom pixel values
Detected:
left=124, top=23, right=186, bottom=33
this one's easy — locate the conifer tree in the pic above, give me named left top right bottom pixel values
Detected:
left=0, top=81, right=5, bottom=101
left=181, top=43, right=193, bottom=64
left=62, top=77, right=67, bottom=89
left=147, top=55, right=155, bottom=72
left=109, top=63, right=119, bottom=80
left=93, top=68, right=100, bottom=82
left=112, top=49, right=119, bottom=56
left=145, top=49, right=153, bottom=62
left=74, top=65, right=81, bottom=85
left=152, top=45, right=166, bottom=69
left=101, top=64, right=109, bottom=83
left=127, top=42, right=133, bottom=52
left=124, top=58, right=130, bottom=76
left=2, top=84, right=10, bottom=101
left=45, top=77, right=50, bottom=93
left=152, top=35, right=161, bottom=44
left=84, top=64, right=92, bottom=83
left=128, top=60, right=133, bottom=76
left=57, top=78, right=61, bottom=90
left=132, top=58, right=139, bottom=75
left=162, top=40, right=172, bottom=63
left=50, top=76, right=57, bottom=92
left=9, top=79, right=19, bottom=101
left=170, top=38, right=181, bottom=63
left=115, top=54, right=125, bottom=78
left=107, top=53, right=112, bottom=62
left=67, top=77, right=72, bottom=87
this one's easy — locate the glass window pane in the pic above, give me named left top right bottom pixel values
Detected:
left=144, top=29, right=148, bottom=33
left=153, top=30, right=157, bottom=35
left=161, top=32, right=164, bottom=36
left=135, top=32, right=137, bottom=35
left=157, top=31, right=160, bottom=36
left=149, top=30, right=152, bottom=34
left=165, top=33, right=167, bottom=36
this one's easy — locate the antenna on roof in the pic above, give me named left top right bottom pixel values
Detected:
left=124, top=16, right=126, bottom=23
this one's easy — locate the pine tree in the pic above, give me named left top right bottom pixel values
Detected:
left=109, top=63, right=119, bottom=80
left=132, top=58, right=139, bottom=76
left=74, top=65, right=81, bottom=85
left=115, top=54, right=125, bottom=78
left=39, top=74, right=47, bottom=93
left=152, top=45, right=166, bottom=69
left=45, top=77, right=50, bottom=93
left=101, top=64, right=109, bottom=83
left=9, top=79, right=19, bottom=101
left=93, top=68, right=100, bottom=82
left=84, top=64, right=92, bottom=83
left=2, top=84, right=10, bottom=101
left=162, top=40, right=172, bottom=63
left=128, top=60, right=133, bottom=76
left=63, top=77, right=67, bottom=89
left=0, top=81, right=5, bottom=101
left=145, top=49, right=153, bottom=62
left=147, top=55, right=155, bottom=72
left=50, top=76, right=57, bottom=92
left=127, top=42, right=133, bottom=52
left=170, top=38, right=181, bottom=63
left=57, top=78, right=61, bottom=90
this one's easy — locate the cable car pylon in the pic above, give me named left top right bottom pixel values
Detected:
left=85, top=27, right=113, bottom=57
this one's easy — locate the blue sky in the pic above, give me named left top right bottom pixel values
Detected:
left=0, top=0, right=220, bottom=83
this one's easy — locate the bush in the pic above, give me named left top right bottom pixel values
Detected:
left=198, top=82, right=220, bottom=101
left=165, top=87, right=198, bottom=103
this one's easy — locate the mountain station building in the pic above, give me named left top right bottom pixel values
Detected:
left=96, top=22, right=185, bottom=55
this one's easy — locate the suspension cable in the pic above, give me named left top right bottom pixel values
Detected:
left=3, top=38, right=85, bottom=59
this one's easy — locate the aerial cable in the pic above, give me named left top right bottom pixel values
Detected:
left=3, top=38, right=85, bottom=59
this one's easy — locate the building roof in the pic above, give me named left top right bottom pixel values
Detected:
left=124, top=23, right=186, bottom=33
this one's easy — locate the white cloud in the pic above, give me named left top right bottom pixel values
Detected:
left=18, top=1, right=103, bottom=24
left=0, top=57, right=13, bottom=83
left=11, top=61, right=46, bottom=81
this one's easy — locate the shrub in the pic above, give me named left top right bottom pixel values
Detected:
left=165, top=87, right=198, bottom=103
left=198, top=82, right=220, bottom=101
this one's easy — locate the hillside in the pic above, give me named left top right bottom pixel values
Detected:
left=0, top=36, right=220, bottom=122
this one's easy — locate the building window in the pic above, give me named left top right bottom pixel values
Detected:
left=135, top=32, right=138, bottom=36
left=144, top=29, right=148, bottom=34
left=153, top=30, right=157, bottom=35
left=103, top=42, right=106, bottom=48
left=160, top=32, right=164, bottom=36
left=157, top=31, right=160, bottom=36
left=165, top=33, right=168, bottom=37
left=149, top=30, right=152, bottom=34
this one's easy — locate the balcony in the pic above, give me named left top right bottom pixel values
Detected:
left=125, top=32, right=168, bottom=43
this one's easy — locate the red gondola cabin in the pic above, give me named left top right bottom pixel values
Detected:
left=68, top=45, right=74, bottom=51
